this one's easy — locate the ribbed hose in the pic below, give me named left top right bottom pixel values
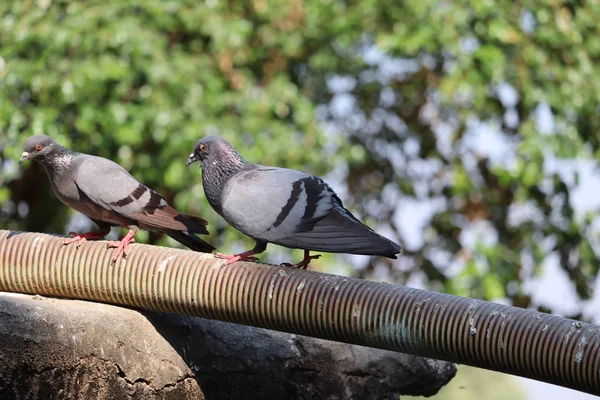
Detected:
left=0, top=230, right=598, bottom=395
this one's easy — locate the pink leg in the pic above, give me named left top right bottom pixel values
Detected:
left=215, top=242, right=267, bottom=265
left=106, top=230, right=136, bottom=263
left=281, top=250, right=321, bottom=270
left=63, top=228, right=111, bottom=248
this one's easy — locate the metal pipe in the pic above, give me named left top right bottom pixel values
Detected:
left=0, top=230, right=598, bottom=395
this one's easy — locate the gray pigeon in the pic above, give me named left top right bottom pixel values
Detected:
left=186, top=136, right=401, bottom=269
left=20, top=134, right=215, bottom=262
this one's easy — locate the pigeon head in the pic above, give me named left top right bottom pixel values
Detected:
left=186, top=136, right=254, bottom=213
left=20, top=134, right=63, bottom=165
left=186, top=136, right=245, bottom=168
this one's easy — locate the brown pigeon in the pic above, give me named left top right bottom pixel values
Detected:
left=20, top=134, right=214, bottom=262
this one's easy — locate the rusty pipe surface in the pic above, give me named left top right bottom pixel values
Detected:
left=1, top=230, right=599, bottom=395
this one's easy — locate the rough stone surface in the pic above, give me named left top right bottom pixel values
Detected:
left=0, top=292, right=201, bottom=400
left=0, top=292, right=456, bottom=399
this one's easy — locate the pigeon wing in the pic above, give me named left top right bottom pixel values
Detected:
left=221, top=167, right=335, bottom=240
left=74, top=156, right=209, bottom=235
left=73, top=156, right=165, bottom=215
left=221, top=166, right=401, bottom=257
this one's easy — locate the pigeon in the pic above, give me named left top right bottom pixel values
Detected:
left=185, top=136, right=401, bottom=269
left=20, top=134, right=215, bottom=262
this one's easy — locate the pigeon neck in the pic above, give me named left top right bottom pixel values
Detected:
left=41, top=148, right=77, bottom=173
left=202, top=154, right=252, bottom=214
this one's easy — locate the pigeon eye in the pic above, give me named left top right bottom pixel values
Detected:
left=199, top=144, right=207, bottom=152
left=35, top=144, right=43, bottom=151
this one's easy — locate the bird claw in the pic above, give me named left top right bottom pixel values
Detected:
left=281, top=262, right=310, bottom=270
left=107, top=237, right=135, bottom=264
left=64, top=236, right=86, bottom=248
left=63, top=230, right=108, bottom=248
left=215, top=252, right=259, bottom=265
left=281, top=253, right=321, bottom=270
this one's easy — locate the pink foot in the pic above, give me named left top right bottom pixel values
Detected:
left=63, top=229, right=110, bottom=248
left=107, top=230, right=136, bottom=263
left=281, top=251, right=321, bottom=270
left=215, top=252, right=260, bottom=265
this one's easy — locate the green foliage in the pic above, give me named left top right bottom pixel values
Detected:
left=1, top=0, right=599, bottom=317
left=0, top=0, right=332, bottom=250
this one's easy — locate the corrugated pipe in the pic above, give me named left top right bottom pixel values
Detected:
left=0, top=230, right=599, bottom=395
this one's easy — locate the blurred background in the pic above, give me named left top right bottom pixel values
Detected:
left=1, top=1, right=599, bottom=398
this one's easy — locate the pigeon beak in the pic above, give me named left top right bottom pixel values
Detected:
left=185, top=152, right=200, bottom=167
left=19, top=152, right=30, bottom=165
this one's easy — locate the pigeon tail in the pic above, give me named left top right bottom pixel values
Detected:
left=163, top=230, right=215, bottom=253
left=175, top=212, right=211, bottom=234
left=136, top=205, right=210, bottom=235
left=276, top=209, right=402, bottom=259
